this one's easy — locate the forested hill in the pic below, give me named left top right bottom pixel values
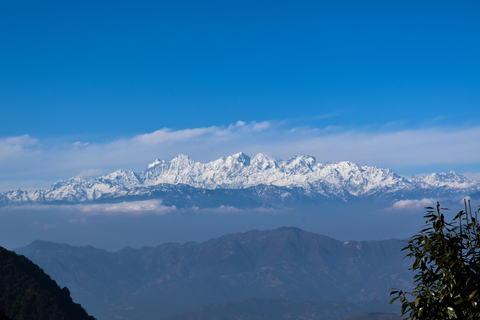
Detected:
left=0, top=246, right=95, bottom=320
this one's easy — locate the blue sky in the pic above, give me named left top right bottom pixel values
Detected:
left=1, top=1, right=480, bottom=191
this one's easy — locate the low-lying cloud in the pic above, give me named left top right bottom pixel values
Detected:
left=78, top=200, right=176, bottom=215
left=387, top=198, right=436, bottom=212
left=1, top=120, right=480, bottom=191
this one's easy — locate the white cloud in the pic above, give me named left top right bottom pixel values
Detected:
left=73, top=141, right=89, bottom=147
left=252, top=121, right=271, bottom=131
left=1, top=121, right=480, bottom=191
left=387, top=199, right=436, bottom=212
left=134, top=127, right=217, bottom=145
left=1, top=200, right=176, bottom=215
left=0, top=135, right=38, bottom=159
left=78, top=200, right=175, bottom=215
left=31, top=221, right=57, bottom=229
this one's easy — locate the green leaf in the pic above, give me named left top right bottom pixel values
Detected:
left=469, top=290, right=478, bottom=300
left=391, top=201, right=480, bottom=320
left=389, top=297, right=399, bottom=305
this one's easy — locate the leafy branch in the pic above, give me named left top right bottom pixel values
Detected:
left=390, top=200, right=480, bottom=319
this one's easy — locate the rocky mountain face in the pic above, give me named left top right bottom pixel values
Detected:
left=0, top=246, right=95, bottom=320
left=2, top=153, right=478, bottom=209
left=16, top=228, right=412, bottom=320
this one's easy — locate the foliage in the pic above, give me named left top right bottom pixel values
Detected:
left=390, top=201, right=480, bottom=319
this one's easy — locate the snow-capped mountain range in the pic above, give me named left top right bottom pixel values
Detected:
left=1, top=152, right=479, bottom=208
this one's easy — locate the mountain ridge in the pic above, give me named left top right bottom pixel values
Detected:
left=15, top=227, right=411, bottom=320
left=1, top=152, right=478, bottom=208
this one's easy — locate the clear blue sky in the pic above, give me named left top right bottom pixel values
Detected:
left=2, top=1, right=479, bottom=137
left=1, top=1, right=480, bottom=190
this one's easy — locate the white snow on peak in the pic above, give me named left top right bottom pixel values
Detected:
left=415, top=171, right=477, bottom=189
left=172, top=154, right=193, bottom=162
left=2, top=152, right=479, bottom=206
left=250, top=153, right=278, bottom=170
left=136, top=153, right=414, bottom=193
left=147, top=159, right=165, bottom=169
left=228, top=152, right=251, bottom=165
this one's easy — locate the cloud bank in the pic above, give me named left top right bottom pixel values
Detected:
left=2, top=120, right=480, bottom=191
left=387, top=198, right=437, bottom=212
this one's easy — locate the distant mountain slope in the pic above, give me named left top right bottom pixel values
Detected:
left=16, top=228, right=411, bottom=320
left=0, top=246, right=95, bottom=320
left=159, top=299, right=401, bottom=320
left=1, top=153, right=478, bottom=208
left=340, top=312, right=402, bottom=320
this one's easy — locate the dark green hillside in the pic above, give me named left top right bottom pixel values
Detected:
left=0, top=246, right=95, bottom=320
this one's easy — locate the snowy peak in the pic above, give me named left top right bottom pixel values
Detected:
left=284, top=155, right=316, bottom=169
left=1, top=152, right=479, bottom=207
left=251, top=153, right=278, bottom=170
left=210, top=152, right=251, bottom=169
left=228, top=152, right=251, bottom=166
left=170, top=154, right=195, bottom=168
left=147, top=159, right=165, bottom=169
left=98, top=170, right=142, bottom=188
left=415, top=171, right=477, bottom=188
left=132, top=153, right=477, bottom=193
